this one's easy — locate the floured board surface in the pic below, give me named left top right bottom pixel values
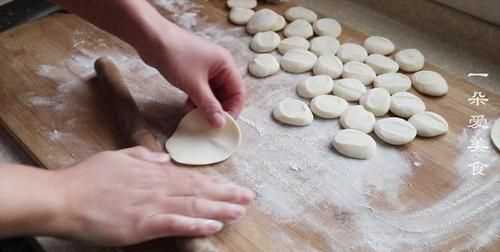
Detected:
left=0, top=0, right=499, bottom=251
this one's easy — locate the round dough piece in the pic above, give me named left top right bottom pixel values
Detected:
left=333, top=78, right=367, bottom=101
left=491, top=118, right=500, bottom=151
left=313, top=55, right=343, bottom=79
left=297, top=75, right=334, bottom=99
left=227, top=0, right=257, bottom=9
left=284, top=19, right=314, bottom=38
left=246, top=9, right=281, bottom=34
left=278, top=36, right=310, bottom=55
left=390, top=91, right=426, bottom=118
left=310, top=36, right=340, bottom=56
left=273, top=98, right=314, bottom=126
left=360, top=88, right=391, bottom=117
left=273, top=15, right=287, bottom=31
left=166, top=109, right=241, bottom=166
left=310, top=95, right=348, bottom=119
left=280, top=49, right=318, bottom=73
left=250, top=31, right=281, bottom=53
left=342, top=61, right=376, bottom=85
left=408, top=111, right=448, bottom=137
left=313, top=18, right=342, bottom=37
left=284, top=6, right=318, bottom=23
left=229, top=7, right=255, bottom=25
left=374, top=117, right=417, bottom=145
left=394, top=49, right=425, bottom=72
left=340, top=105, right=376, bottom=133
left=364, top=54, right=399, bottom=75
left=332, top=129, right=377, bottom=160
left=363, top=36, right=395, bottom=55
left=374, top=73, right=412, bottom=94
left=411, top=70, right=448, bottom=97
left=337, top=43, right=368, bottom=63
left=248, top=54, right=280, bottom=78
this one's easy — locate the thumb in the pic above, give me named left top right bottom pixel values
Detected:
left=188, top=82, right=226, bottom=128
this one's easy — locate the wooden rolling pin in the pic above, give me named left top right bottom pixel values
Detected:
left=94, top=57, right=218, bottom=252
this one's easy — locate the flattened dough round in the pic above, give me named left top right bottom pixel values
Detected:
left=364, top=54, right=399, bottom=75
left=342, top=61, right=376, bottom=85
left=297, top=75, right=334, bottom=98
left=250, top=31, right=281, bottom=53
left=340, top=105, right=376, bottom=133
left=390, top=91, right=426, bottom=118
left=310, top=36, right=340, bottom=56
left=491, top=118, right=500, bottom=151
left=310, top=95, right=348, bottom=119
left=227, top=0, right=257, bottom=9
left=332, top=129, right=376, bottom=160
left=273, top=98, right=314, bottom=126
left=281, top=49, right=318, bottom=73
left=336, top=43, right=368, bottom=63
left=411, top=70, right=448, bottom=97
left=313, top=55, right=343, bottom=79
left=360, top=88, right=391, bottom=117
left=248, top=54, right=280, bottom=78
left=333, top=78, right=367, bottom=101
left=278, top=36, right=310, bottom=55
left=313, top=18, right=342, bottom=37
left=363, top=36, right=395, bottom=55
left=374, top=117, right=417, bottom=145
left=229, top=7, right=255, bottom=25
left=374, top=73, right=412, bottom=94
left=394, top=49, right=425, bottom=72
left=284, top=19, right=314, bottom=38
left=408, top=111, right=448, bottom=137
left=284, top=6, right=318, bottom=23
left=166, top=109, right=241, bottom=166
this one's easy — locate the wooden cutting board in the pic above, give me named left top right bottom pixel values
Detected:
left=0, top=0, right=499, bottom=251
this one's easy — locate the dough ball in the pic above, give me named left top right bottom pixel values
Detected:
left=278, top=36, right=310, bottom=55
left=408, top=111, right=448, bottom=137
left=411, top=70, right=448, bottom=97
left=390, top=91, right=426, bottom=118
left=284, top=19, right=314, bottom=38
left=310, top=36, right=340, bottom=56
left=342, top=61, right=376, bottom=85
left=491, top=118, right=500, bottom=152
left=250, top=31, right=281, bottom=53
left=165, top=109, right=241, bottom=166
left=340, top=105, right=376, bottom=133
left=333, top=78, right=367, bottom=101
left=229, top=7, right=255, bottom=25
left=313, top=18, right=342, bottom=37
left=394, top=49, right=425, bottom=72
left=360, top=88, right=391, bottom=117
left=364, top=54, right=399, bottom=75
left=332, top=129, right=377, bottom=160
left=273, top=15, right=287, bottom=31
left=313, top=55, right=344, bottom=79
left=227, top=0, right=257, bottom=9
left=248, top=54, right=280, bottom=78
left=374, top=117, right=417, bottom=145
left=284, top=6, right=318, bottom=23
left=310, top=95, right=348, bottom=119
left=374, top=73, right=412, bottom=94
left=273, top=98, right=314, bottom=126
left=280, top=49, right=318, bottom=73
left=336, top=43, right=368, bottom=63
left=247, top=9, right=281, bottom=34
left=296, top=75, right=334, bottom=99
left=363, top=36, right=395, bottom=55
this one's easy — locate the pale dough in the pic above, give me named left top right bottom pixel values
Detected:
left=310, top=95, right=348, bottom=119
left=250, top=31, right=281, bottom=53
left=313, top=55, right=343, bottom=79
left=340, top=105, right=376, bottom=133
left=273, top=15, right=287, bottom=31
left=374, top=73, right=412, bottom=94
left=364, top=54, right=399, bottom=75
left=284, top=19, right=314, bottom=38
left=359, top=88, right=391, bottom=117
left=229, top=7, right=255, bottom=25
left=336, top=43, right=368, bottom=63
left=411, top=70, right=449, bottom=97
left=297, top=75, right=334, bottom=99
left=332, top=129, right=377, bottom=160
left=491, top=118, right=500, bottom=152
left=390, top=91, right=426, bottom=118
left=166, top=109, right=241, bottom=166
left=394, top=49, right=425, bottom=72
left=310, top=36, right=340, bottom=56
left=247, top=9, right=281, bottom=34
left=363, top=36, right=395, bottom=55
left=278, top=36, right=310, bottom=55
left=227, top=0, right=257, bottom=9
left=313, top=18, right=342, bottom=37
left=284, top=6, right=318, bottom=23
left=333, top=78, right=367, bottom=101
left=248, top=54, right=280, bottom=78
left=280, top=49, right=318, bottom=73
left=273, top=98, right=314, bottom=126
left=374, top=117, right=417, bottom=145
left=342, top=61, right=376, bottom=85
left=408, top=111, right=448, bottom=137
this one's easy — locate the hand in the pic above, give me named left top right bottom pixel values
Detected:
left=51, top=147, right=255, bottom=246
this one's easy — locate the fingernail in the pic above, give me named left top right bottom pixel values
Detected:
left=212, top=112, right=226, bottom=128
left=240, top=189, right=256, bottom=203
left=146, top=153, right=171, bottom=163
left=230, top=205, right=245, bottom=219
left=206, top=220, right=224, bottom=232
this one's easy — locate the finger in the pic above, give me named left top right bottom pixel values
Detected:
left=141, top=214, right=224, bottom=239
left=211, top=62, right=246, bottom=118
left=120, top=146, right=171, bottom=163
left=186, top=80, right=226, bottom=128
left=200, top=183, right=256, bottom=205
left=183, top=98, right=195, bottom=114
left=161, top=197, right=245, bottom=221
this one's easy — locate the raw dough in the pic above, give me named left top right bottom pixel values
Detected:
left=374, top=73, right=412, bottom=94
left=310, top=95, right=348, bottom=119
left=273, top=98, right=314, bottom=126
left=390, top=91, right=426, bottom=118
left=363, top=36, right=395, bottom=55
left=246, top=9, right=281, bottom=34
left=280, top=49, right=318, bottom=73
left=374, top=117, right=417, bottom=145
left=336, top=43, right=368, bottom=63
left=332, top=78, right=367, bottom=101
left=248, top=54, right=280, bottom=78
left=340, top=105, right=376, bottom=133
left=284, top=6, right=318, bottom=23
left=313, top=18, right=342, bottom=37
left=297, top=75, right=334, bottom=99
left=165, top=109, right=241, bottom=166
left=273, top=15, right=287, bottom=31
left=227, top=0, right=257, bottom=9
left=364, top=54, right=399, bottom=75
left=360, top=88, right=391, bottom=117
left=310, top=36, right=340, bottom=56
left=313, top=55, right=343, bottom=79
left=229, top=7, right=255, bottom=25
left=250, top=31, right=281, bottom=53
left=284, top=19, right=314, bottom=38
left=278, top=36, right=310, bottom=55
left=394, top=49, right=425, bottom=72
left=408, top=111, right=448, bottom=137
left=342, top=61, right=376, bottom=85
left=491, top=118, right=500, bottom=151
left=332, top=129, right=377, bottom=160
left=411, top=70, right=449, bottom=97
